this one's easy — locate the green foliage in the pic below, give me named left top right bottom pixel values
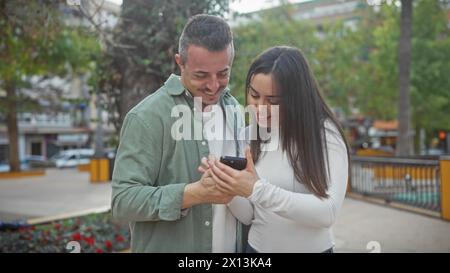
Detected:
left=0, top=0, right=101, bottom=114
left=231, top=0, right=450, bottom=136
left=0, top=1, right=62, bottom=85
left=0, top=212, right=129, bottom=253
left=410, top=0, right=450, bottom=132
left=231, top=4, right=318, bottom=103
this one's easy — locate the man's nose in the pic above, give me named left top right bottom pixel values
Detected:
left=206, top=76, right=220, bottom=93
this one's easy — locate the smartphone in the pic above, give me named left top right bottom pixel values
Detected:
left=219, top=156, right=247, bottom=171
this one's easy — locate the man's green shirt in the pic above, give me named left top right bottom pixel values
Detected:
left=111, top=74, right=244, bottom=252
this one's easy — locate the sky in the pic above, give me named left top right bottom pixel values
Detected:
left=107, top=0, right=310, bottom=14
left=230, top=0, right=309, bottom=13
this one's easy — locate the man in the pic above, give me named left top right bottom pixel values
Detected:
left=111, top=14, right=245, bottom=252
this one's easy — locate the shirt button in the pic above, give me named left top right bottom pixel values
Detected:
left=204, top=221, right=210, bottom=227
left=202, top=141, right=206, bottom=145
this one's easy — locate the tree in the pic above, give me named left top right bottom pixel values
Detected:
left=410, top=0, right=450, bottom=149
left=99, top=0, right=229, bottom=132
left=0, top=0, right=63, bottom=172
left=396, top=0, right=413, bottom=156
left=231, top=4, right=318, bottom=104
left=0, top=0, right=101, bottom=171
left=231, top=0, right=450, bottom=154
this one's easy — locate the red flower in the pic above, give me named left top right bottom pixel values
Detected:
left=54, top=223, right=61, bottom=230
left=83, top=236, right=95, bottom=246
left=105, top=240, right=113, bottom=249
left=115, top=234, right=124, bottom=242
left=96, top=248, right=103, bottom=253
left=72, top=232, right=82, bottom=241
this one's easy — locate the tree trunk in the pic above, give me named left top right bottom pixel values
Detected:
left=117, top=72, right=162, bottom=129
left=6, top=81, right=20, bottom=172
left=94, top=93, right=105, bottom=158
left=396, top=0, right=413, bottom=156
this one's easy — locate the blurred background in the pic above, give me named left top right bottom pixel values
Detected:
left=0, top=0, right=449, bottom=253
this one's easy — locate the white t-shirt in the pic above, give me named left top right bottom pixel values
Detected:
left=228, top=121, right=349, bottom=252
left=198, top=104, right=243, bottom=253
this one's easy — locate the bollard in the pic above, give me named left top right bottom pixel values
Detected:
left=90, top=158, right=110, bottom=183
left=440, top=155, right=450, bottom=221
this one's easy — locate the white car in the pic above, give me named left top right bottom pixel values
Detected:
left=50, top=149, right=94, bottom=168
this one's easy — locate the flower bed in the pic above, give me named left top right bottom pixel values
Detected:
left=0, top=211, right=130, bottom=253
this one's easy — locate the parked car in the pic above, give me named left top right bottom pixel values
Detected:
left=22, top=155, right=52, bottom=168
left=0, top=161, right=31, bottom=172
left=50, top=149, right=95, bottom=168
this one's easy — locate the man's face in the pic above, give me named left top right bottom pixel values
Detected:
left=176, top=44, right=233, bottom=108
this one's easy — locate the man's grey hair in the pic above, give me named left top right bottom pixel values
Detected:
left=178, top=14, right=234, bottom=64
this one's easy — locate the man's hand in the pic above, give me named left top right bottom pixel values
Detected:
left=200, top=170, right=234, bottom=204
left=182, top=167, right=234, bottom=209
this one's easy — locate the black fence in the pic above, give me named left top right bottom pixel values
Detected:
left=350, top=156, right=441, bottom=213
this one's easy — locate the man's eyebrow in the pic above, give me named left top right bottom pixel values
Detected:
left=194, top=68, right=229, bottom=74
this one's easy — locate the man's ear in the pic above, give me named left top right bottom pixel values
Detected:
left=175, top=54, right=184, bottom=71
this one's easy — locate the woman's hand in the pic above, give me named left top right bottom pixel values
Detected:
left=209, top=147, right=259, bottom=198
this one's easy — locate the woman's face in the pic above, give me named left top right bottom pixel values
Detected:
left=247, top=73, right=281, bottom=128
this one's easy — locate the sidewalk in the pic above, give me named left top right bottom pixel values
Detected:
left=333, top=198, right=450, bottom=253
left=0, top=168, right=111, bottom=221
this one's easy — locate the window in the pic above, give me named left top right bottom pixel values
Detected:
left=31, top=142, right=42, bottom=156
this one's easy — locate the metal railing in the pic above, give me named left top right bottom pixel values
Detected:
left=350, top=156, right=441, bottom=213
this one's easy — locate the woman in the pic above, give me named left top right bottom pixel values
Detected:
left=200, top=46, right=350, bottom=253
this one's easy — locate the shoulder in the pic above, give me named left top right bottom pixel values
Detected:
left=126, top=87, right=174, bottom=129
left=222, top=89, right=241, bottom=107
left=324, top=119, right=347, bottom=153
left=130, top=87, right=171, bottom=116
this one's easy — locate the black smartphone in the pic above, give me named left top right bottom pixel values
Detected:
left=219, top=156, right=247, bottom=171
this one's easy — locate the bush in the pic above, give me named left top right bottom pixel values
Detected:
left=0, top=211, right=130, bottom=253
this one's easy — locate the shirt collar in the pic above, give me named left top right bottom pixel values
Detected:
left=165, top=74, right=185, bottom=96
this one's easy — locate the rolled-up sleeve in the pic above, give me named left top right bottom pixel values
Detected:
left=111, top=112, right=186, bottom=222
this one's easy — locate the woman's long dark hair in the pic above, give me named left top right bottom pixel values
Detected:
left=246, top=46, right=350, bottom=199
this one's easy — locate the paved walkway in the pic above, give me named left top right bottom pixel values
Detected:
left=1, top=169, right=449, bottom=252
left=0, top=168, right=111, bottom=221
left=333, top=198, right=450, bottom=253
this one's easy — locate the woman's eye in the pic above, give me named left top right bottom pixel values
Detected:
left=268, top=98, right=280, bottom=105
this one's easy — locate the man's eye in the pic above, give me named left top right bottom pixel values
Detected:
left=218, top=72, right=229, bottom=78
left=195, top=74, right=207, bottom=79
